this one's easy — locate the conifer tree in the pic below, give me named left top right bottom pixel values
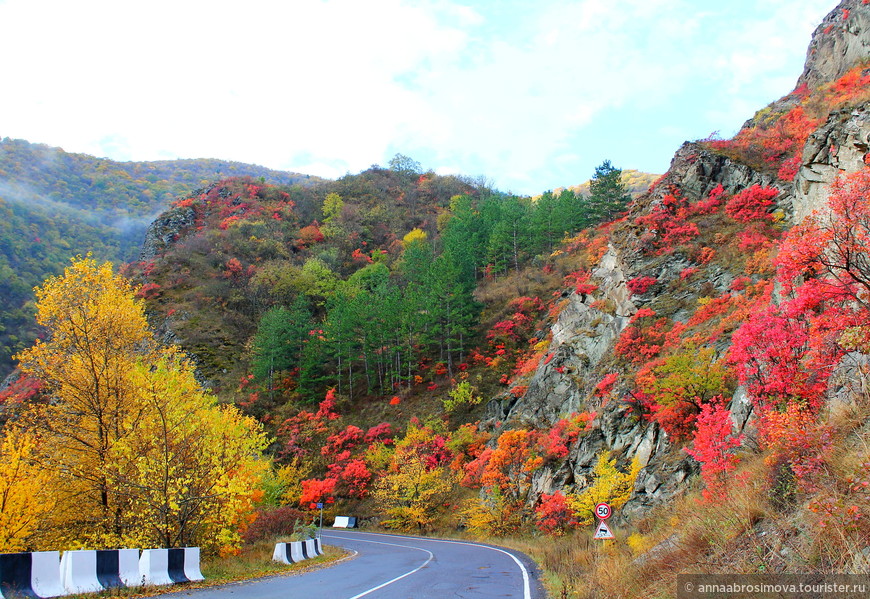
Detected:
left=251, top=298, right=312, bottom=394
left=588, top=160, right=631, bottom=223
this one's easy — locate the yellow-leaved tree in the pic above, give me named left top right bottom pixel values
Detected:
left=373, top=456, right=454, bottom=532
left=567, top=452, right=641, bottom=525
left=0, top=427, right=54, bottom=551
left=402, top=228, right=427, bottom=246
left=372, top=422, right=455, bottom=532
left=15, top=256, right=267, bottom=552
left=108, top=351, right=268, bottom=554
left=16, top=257, right=155, bottom=547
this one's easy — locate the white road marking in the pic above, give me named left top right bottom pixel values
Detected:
left=324, top=531, right=532, bottom=599
left=325, top=535, right=433, bottom=599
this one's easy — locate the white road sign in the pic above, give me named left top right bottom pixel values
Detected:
left=593, top=520, right=615, bottom=540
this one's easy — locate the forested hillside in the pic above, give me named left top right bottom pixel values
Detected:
left=0, top=138, right=315, bottom=378
left=113, top=1, right=870, bottom=592
left=126, top=158, right=630, bottom=404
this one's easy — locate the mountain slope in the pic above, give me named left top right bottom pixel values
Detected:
left=127, top=168, right=482, bottom=396
left=0, top=138, right=316, bottom=379
left=123, top=2, right=870, bottom=563
left=494, top=0, right=870, bottom=593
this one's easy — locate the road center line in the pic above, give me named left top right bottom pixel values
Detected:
left=323, top=535, right=434, bottom=599
left=325, top=532, right=532, bottom=599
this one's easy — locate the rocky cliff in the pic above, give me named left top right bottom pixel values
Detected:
left=794, top=103, right=870, bottom=221
left=140, top=205, right=196, bottom=262
left=797, top=0, right=870, bottom=90
left=496, top=0, right=870, bottom=520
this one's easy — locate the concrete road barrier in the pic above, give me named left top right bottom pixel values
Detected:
left=0, top=550, right=65, bottom=598
left=1, top=547, right=199, bottom=597
left=96, top=549, right=123, bottom=590
left=167, top=548, right=189, bottom=584
left=112, top=548, right=142, bottom=588
left=140, top=547, right=203, bottom=586
left=140, top=549, right=174, bottom=587
left=30, top=551, right=65, bottom=598
left=60, top=550, right=103, bottom=595
left=272, top=543, right=295, bottom=565
left=332, top=516, right=357, bottom=528
left=182, top=547, right=204, bottom=582
left=304, top=539, right=320, bottom=557
left=94, top=548, right=140, bottom=589
left=0, top=551, right=35, bottom=598
left=272, top=538, right=323, bottom=566
left=290, top=541, right=305, bottom=563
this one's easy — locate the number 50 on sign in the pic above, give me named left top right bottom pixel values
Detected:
left=594, top=502, right=611, bottom=520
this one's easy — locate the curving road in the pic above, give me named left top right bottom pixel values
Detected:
left=151, top=530, right=545, bottom=599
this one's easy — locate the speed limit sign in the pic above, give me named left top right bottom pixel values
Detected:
left=594, top=502, right=612, bottom=520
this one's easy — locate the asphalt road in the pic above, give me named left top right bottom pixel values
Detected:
left=150, top=530, right=545, bottom=599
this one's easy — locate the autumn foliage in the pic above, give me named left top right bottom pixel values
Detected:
left=684, top=398, right=743, bottom=501
left=11, top=257, right=267, bottom=552
left=724, top=185, right=779, bottom=222
left=705, top=64, right=870, bottom=179
left=0, top=427, right=53, bottom=551
left=5, top=44, right=870, bottom=578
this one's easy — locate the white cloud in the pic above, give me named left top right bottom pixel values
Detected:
left=0, top=0, right=837, bottom=194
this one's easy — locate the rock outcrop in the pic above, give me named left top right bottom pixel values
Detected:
left=140, top=206, right=196, bottom=262
left=793, top=104, right=870, bottom=221
left=797, top=0, right=870, bottom=91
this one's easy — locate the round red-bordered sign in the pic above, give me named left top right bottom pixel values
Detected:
left=594, top=502, right=612, bottom=520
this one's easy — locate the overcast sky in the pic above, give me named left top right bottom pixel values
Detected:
left=0, top=0, right=836, bottom=195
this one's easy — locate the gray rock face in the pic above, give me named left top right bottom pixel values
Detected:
left=789, top=0, right=870, bottom=222
left=826, top=352, right=870, bottom=416
left=501, top=243, right=633, bottom=428
left=793, top=105, right=870, bottom=221
left=644, top=142, right=791, bottom=212
left=139, top=206, right=196, bottom=262
left=797, top=0, right=870, bottom=91
left=492, top=138, right=785, bottom=512
left=495, top=226, right=706, bottom=513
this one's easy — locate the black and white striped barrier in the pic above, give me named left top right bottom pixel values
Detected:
left=272, top=538, right=323, bottom=565
left=0, top=550, right=65, bottom=598
left=140, top=548, right=204, bottom=586
left=60, top=549, right=141, bottom=594
left=332, top=516, right=357, bottom=528
left=0, top=547, right=203, bottom=597
left=98, top=548, right=141, bottom=589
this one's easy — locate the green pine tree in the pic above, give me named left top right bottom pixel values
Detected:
left=251, top=297, right=312, bottom=396
left=588, top=160, right=631, bottom=223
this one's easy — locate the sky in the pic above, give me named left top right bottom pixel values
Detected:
left=0, top=0, right=837, bottom=196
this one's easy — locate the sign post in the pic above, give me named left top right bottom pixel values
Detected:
left=317, top=502, right=324, bottom=537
